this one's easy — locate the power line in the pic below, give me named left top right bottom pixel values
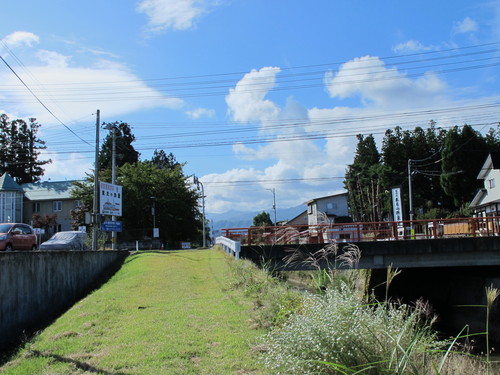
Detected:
left=0, top=54, right=92, bottom=147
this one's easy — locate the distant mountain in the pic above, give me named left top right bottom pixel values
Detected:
left=207, top=205, right=306, bottom=237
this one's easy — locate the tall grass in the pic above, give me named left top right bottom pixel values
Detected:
left=259, top=282, right=444, bottom=374
left=258, top=242, right=497, bottom=374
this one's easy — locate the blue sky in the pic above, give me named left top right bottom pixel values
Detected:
left=1, top=0, right=500, bottom=214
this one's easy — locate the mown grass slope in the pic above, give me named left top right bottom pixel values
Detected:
left=1, top=249, right=267, bottom=374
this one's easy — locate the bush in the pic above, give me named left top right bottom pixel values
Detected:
left=260, top=282, right=442, bottom=374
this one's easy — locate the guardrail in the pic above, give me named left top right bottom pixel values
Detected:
left=222, top=216, right=500, bottom=246
left=216, top=236, right=241, bottom=259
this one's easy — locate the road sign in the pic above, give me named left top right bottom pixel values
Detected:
left=100, top=182, right=122, bottom=216
left=101, top=221, right=122, bottom=232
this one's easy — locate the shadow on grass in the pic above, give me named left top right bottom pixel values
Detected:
left=28, top=350, right=127, bottom=375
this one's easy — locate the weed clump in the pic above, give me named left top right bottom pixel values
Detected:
left=259, top=281, right=443, bottom=374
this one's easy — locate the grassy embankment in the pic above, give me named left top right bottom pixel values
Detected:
left=1, top=249, right=268, bottom=374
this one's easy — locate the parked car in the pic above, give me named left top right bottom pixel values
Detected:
left=39, top=231, right=88, bottom=251
left=0, top=223, right=38, bottom=251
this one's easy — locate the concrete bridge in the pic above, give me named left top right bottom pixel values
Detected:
left=222, top=215, right=500, bottom=270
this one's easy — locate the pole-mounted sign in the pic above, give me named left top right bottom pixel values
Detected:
left=100, top=181, right=122, bottom=217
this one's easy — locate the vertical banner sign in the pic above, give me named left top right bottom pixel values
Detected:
left=100, top=182, right=122, bottom=216
left=391, top=187, right=403, bottom=226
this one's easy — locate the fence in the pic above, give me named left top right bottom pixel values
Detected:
left=222, top=216, right=500, bottom=246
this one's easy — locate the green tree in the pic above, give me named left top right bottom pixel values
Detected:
left=71, top=161, right=201, bottom=246
left=99, top=122, right=140, bottom=171
left=0, top=114, right=51, bottom=183
left=440, top=125, right=488, bottom=208
left=151, top=149, right=181, bottom=170
left=344, top=134, right=389, bottom=222
left=252, top=211, right=273, bottom=227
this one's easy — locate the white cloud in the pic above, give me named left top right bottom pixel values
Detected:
left=1, top=31, right=39, bottom=49
left=36, top=50, right=71, bottom=68
left=324, top=56, right=447, bottom=109
left=0, top=58, right=185, bottom=126
left=393, top=40, right=437, bottom=53
left=225, top=66, right=281, bottom=123
left=137, top=0, right=211, bottom=32
left=40, top=151, right=91, bottom=181
left=453, top=17, right=478, bottom=34
left=186, top=107, right=215, bottom=119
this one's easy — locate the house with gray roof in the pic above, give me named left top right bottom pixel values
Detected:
left=0, top=173, right=82, bottom=232
left=470, top=151, right=500, bottom=218
left=21, top=180, right=82, bottom=232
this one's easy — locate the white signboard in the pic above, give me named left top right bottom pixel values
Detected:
left=391, top=187, right=403, bottom=225
left=100, top=181, right=122, bottom=216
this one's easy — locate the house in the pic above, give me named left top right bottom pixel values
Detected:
left=0, top=173, right=24, bottom=223
left=285, top=210, right=308, bottom=226
left=305, top=192, right=350, bottom=226
left=470, top=151, right=500, bottom=218
left=0, top=173, right=82, bottom=234
left=21, top=180, right=82, bottom=232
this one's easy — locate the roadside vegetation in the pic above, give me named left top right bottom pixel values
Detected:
left=223, top=241, right=500, bottom=374
left=2, top=246, right=499, bottom=374
left=0, top=249, right=268, bottom=374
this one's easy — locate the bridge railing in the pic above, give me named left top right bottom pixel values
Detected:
left=222, top=216, right=500, bottom=246
left=216, top=236, right=241, bottom=259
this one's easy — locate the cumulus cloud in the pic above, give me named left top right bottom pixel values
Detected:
left=324, top=56, right=447, bottom=109
left=225, top=66, right=281, bottom=123
left=137, top=0, right=211, bottom=32
left=453, top=17, right=478, bottom=34
left=1, top=31, right=39, bottom=49
left=186, top=107, right=215, bottom=118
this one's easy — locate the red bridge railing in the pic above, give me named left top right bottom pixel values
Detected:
left=222, top=216, right=500, bottom=246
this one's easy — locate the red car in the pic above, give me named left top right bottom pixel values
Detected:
left=0, top=223, right=38, bottom=251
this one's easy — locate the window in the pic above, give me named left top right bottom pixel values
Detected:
left=74, top=200, right=82, bottom=209
left=53, top=201, right=62, bottom=212
left=488, top=179, right=496, bottom=189
left=32, top=202, right=41, bottom=212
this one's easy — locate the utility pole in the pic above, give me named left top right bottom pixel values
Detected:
left=92, top=109, right=100, bottom=251
left=193, top=176, right=206, bottom=248
left=408, top=159, right=414, bottom=233
left=104, top=123, right=118, bottom=250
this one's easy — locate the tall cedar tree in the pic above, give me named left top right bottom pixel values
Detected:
left=0, top=114, right=51, bottom=183
left=151, top=149, right=181, bottom=170
left=344, top=134, right=388, bottom=222
left=440, top=125, right=489, bottom=208
left=99, top=122, right=140, bottom=171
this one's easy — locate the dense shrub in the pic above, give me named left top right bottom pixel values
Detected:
left=260, top=283, right=441, bottom=374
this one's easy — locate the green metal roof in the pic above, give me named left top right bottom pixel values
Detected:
left=21, top=180, right=81, bottom=201
left=0, top=173, right=23, bottom=191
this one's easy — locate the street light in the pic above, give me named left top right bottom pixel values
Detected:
left=193, top=176, right=206, bottom=248
left=150, top=196, right=156, bottom=239
left=266, top=188, right=277, bottom=226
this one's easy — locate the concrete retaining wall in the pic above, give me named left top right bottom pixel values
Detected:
left=0, top=250, right=129, bottom=351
